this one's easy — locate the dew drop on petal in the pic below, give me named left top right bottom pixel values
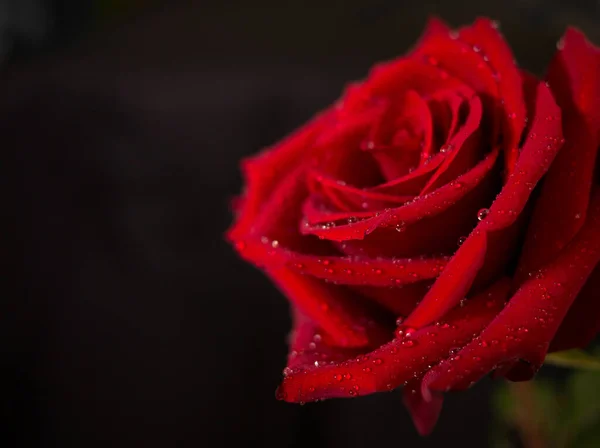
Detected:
left=477, top=208, right=490, bottom=221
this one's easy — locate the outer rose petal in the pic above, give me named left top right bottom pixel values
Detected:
left=276, top=279, right=511, bottom=403
left=550, top=266, right=600, bottom=351
left=405, top=82, right=563, bottom=328
left=228, top=111, right=330, bottom=241
left=285, top=308, right=365, bottom=370
left=516, top=29, right=600, bottom=284
left=422, top=188, right=600, bottom=393
left=403, top=380, right=444, bottom=436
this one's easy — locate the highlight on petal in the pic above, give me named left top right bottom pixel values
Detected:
left=405, top=82, right=563, bottom=329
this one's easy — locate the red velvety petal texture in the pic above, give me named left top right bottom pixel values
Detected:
left=404, top=82, right=563, bottom=328
left=516, top=30, right=600, bottom=351
left=422, top=188, right=600, bottom=393
left=226, top=15, right=600, bottom=435
left=276, top=279, right=511, bottom=402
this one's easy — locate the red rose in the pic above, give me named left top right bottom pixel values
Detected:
left=227, top=17, right=600, bottom=434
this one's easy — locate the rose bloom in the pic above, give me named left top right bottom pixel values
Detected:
left=226, top=18, right=600, bottom=433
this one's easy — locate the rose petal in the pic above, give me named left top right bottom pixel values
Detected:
left=405, top=82, right=563, bottom=328
left=301, top=146, right=500, bottom=240
left=275, top=279, right=511, bottom=402
left=268, top=268, right=392, bottom=348
left=311, top=106, right=385, bottom=188
left=550, top=265, right=600, bottom=351
left=285, top=308, right=366, bottom=370
left=403, top=380, right=444, bottom=436
left=228, top=111, right=330, bottom=241
left=355, top=282, right=433, bottom=316
left=365, top=90, right=432, bottom=180
left=515, top=28, right=600, bottom=284
left=306, top=169, right=411, bottom=212
left=458, top=18, right=526, bottom=173
left=368, top=88, right=468, bottom=196
left=422, top=188, right=600, bottom=392
left=237, top=237, right=449, bottom=287
left=363, top=59, right=465, bottom=103
left=420, top=95, right=483, bottom=194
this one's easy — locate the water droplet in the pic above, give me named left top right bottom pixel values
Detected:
left=556, top=37, right=565, bottom=50
left=372, top=358, right=383, bottom=365
left=491, top=20, right=500, bottom=29
left=458, top=236, right=467, bottom=246
left=402, top=340, right=416, bottom=348
left=344, top=373, right=352, bottom=380
left=347, top=217, right=358, bottom=224
left=334, top=373, right=343, bottom=381
left=477, top=208, right=490, bottom=221
left=271, top=240, right=279, bottom=248
left=395, top=223, right=405, bottom=232
left=575, top=213, right=581, bottom=219
left=473, top=45, right=481, bottom=53
left=374, top=268, right=383, bottom=275
left=363, top=367, right=371, bottom=373
left=395, top=325, right=416, bottom=339
left=261, top=236, right=269, bottom=244
left=395, top=317, right=405, bottom=326
left=361, top=202, right=369, bottom=209
left=508, top=112, right=517, bottom=119
left=361, top=140, right=375, bottom=150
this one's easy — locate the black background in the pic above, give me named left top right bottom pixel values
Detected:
left=3, top=1, right=599, bottom=447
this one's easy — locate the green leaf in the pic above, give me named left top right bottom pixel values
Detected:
left=544, top=349, right=600, bottom=371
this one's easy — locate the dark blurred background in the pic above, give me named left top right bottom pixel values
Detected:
left=2, top=1, right=599, bottom=447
